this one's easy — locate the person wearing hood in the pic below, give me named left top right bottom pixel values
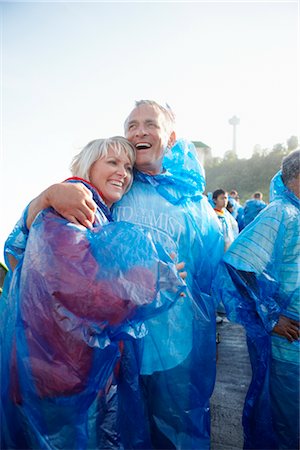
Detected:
left=6, top=100, right=224, bottom=449
left=213, top=149, right=300, bottom=450
left=243, top=191, right=267, bottom=227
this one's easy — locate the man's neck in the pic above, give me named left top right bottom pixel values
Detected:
left=135, top=164, right=163, bottom=176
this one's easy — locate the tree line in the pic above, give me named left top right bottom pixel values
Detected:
left=204, top=136, right=298, bottom=203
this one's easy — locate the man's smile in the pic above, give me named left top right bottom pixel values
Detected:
left=135, top=142, right=152, bottom=150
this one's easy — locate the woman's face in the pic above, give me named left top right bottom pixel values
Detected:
left=89, top=147, right=133, bottom=207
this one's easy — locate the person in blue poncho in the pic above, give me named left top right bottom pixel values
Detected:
left=213, top=149, right=300, bottom=450
left=229, top=190, right=245, bottom=231
left=1, top=136, right=185, bottom=450
left=8, top=100, right=224, bottom=449
left=212, top=189, right=239, bottom=251
left=243, top=191, right=267, bottom=227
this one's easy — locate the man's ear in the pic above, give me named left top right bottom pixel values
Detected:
left=168, top=131, right=176, bottom=148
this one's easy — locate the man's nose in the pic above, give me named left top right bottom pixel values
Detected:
left=135, top=125, right=148, bottom=136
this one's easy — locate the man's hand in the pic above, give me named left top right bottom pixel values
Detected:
left=273, top=315, right=300, bottom=342
left=27, top=183, right=97, bottom=229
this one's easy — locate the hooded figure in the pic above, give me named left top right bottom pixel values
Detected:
left=213, top=150, right=300, bottom=450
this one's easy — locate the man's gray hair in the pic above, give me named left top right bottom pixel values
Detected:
left=281, top=149, right=300, bottom=186
left=124, top=99, right=176, bottom=134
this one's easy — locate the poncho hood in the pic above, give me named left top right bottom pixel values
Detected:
left=270, top=171, right=300, bottom=209
left=133, top=139, right=206, bottom=204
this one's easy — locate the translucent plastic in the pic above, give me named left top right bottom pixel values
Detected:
left=213, top=172, right=300, bottom=449
left=0, top=180, right=185, bottom=449
left=113, top=139, right=224, bottom=449
left=243, top=198, right=267, bottom=227
left=1, top=139, right=225, bottom=449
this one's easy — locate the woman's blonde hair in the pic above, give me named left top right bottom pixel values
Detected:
left=70, top=136, right=136, bottom=188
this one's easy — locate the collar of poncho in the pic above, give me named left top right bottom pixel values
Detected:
left=133, top=139, right=206, bottom=205
left=270, top=171, right=300, bottom=210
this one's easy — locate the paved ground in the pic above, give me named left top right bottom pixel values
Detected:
left=211, top=316, right=252, bottom=450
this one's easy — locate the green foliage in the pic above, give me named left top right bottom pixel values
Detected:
left=205, top=138, right=297, bottom=203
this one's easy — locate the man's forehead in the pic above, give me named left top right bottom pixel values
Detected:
left=128, top=104, right=163, bottom=122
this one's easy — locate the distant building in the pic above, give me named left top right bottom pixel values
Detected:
left=192, top=141, right=212, bottom=166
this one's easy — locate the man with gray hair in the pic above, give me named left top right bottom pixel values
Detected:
left=213, top=149, right=300, bottom=450
left=7, top=100, right=224, bottom=449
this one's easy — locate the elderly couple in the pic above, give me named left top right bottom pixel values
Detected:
left=1, top=100, right=223, bottom=450
left=1, top=100, right=299, bottom=450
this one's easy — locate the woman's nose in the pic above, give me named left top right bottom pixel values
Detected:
left=117, top=166, right=128, bottom=178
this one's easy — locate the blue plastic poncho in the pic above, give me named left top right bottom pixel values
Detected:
left=228, top=195, right=239, bottom=219
left=228, top=196, right=245, bottom=231
left=236, top=204, right=245, bottom=231
left=0, top=179, right=185, bottom=450
left=243, top=197, right=267, bottom=227
left=213, top=171, right=300, bottom=450
left=113, top=139, right=224, bottom=449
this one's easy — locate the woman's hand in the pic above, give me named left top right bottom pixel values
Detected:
left=175, top=260, right=187, bottom=281
left=170, top=252, right=187, bottom=280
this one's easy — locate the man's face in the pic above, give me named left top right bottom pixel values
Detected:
left=124, top=104, right=175, bottom=175
left=289, top=173, right=300, bottom=199
left=215, top=193, right=228, bottom=210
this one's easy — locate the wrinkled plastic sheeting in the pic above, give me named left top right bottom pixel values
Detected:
left=4, top=204, right=30, bottom=268
left=214, top=260, right=299, bottom=449
left=107, top=140, right=223, bottom=449
left=213, top=189, right=300, bottom=450
left=243, top=198, right=266, bottom=227
left=163, top=139, right=206, bottom=199
left=117, top=297, right=216, bottom=450
left=0, top=207, right=185, bottom=449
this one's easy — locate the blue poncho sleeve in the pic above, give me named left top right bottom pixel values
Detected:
left=4, top=205, right=30, bottom=270
left=215, top=201, right=287, bottom=331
